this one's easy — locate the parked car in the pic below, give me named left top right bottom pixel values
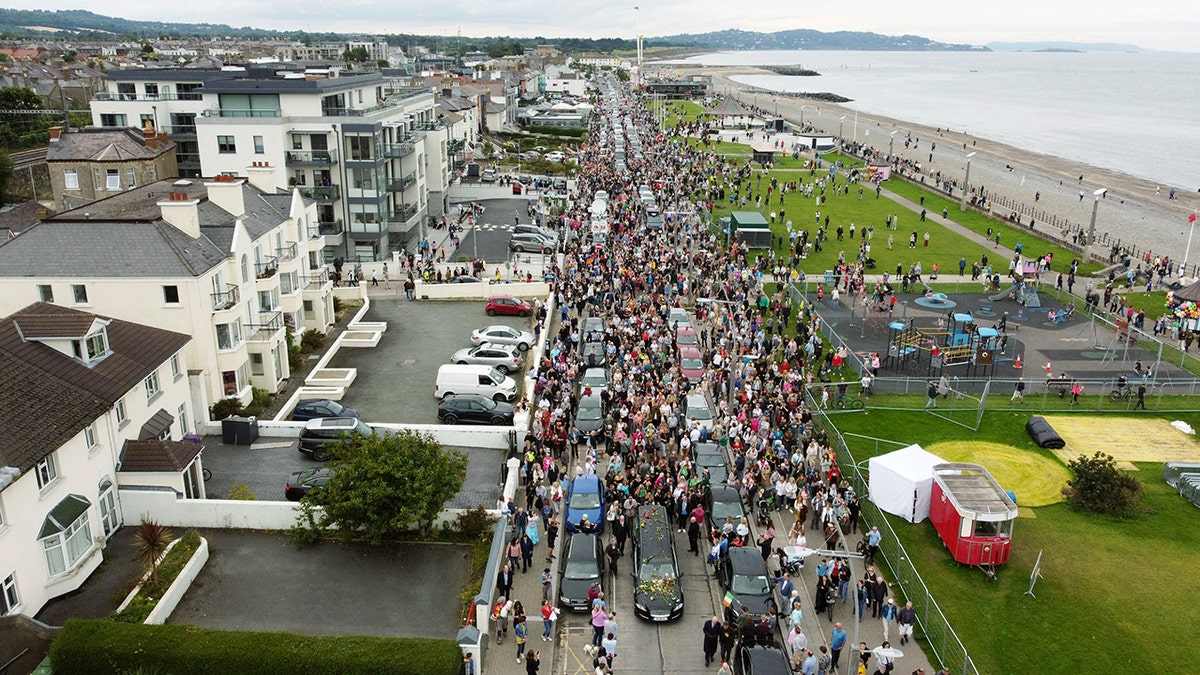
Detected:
left=685, top=392, right=714, bottom=431
left=631, top=504, right=684, bottom=621
left=675, top=326, right=699, bottom=348
left=733, top=643, right=792, bottom=675
left=446, top=275, right=483, bottom=284
left=544, top=151, right=566, bottom=162
left=285, top=467, right=334, bottom=501
left=559, top=533, right=605, bottom=611
left=668, top=307, right=692, bottom=328
left=451, top=343, right=523, bottom=373
left=485, top=295, right=532, bottom=317
left=706, top=484, right=746, bottom=539
left=298, top=417, right=374, bottom=461
left=513, top=224, right=558, bottom=244
left=472, top=324, right=535, bottom=351
left=564, top=474, right=606, bottom=534
left=679, top=346, right=706, bottom=382
left=718, top=547, right=776, bottom=621
left=553, top=178, right=568, bottom=191
left=573, top=394, right=608, bottom=441
left=508, top=233, right=551, bottom=253
left=480, top=167, right=498, bottom=182
left=290, top=398, right=358, bottom=422
left=437, top=393, right=515, bottom=425
left=578, top=367, right=609, bottom=395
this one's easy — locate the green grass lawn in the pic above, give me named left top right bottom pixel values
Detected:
left=830, top=408, right=1200, bottom=674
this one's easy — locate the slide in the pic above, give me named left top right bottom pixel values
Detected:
left=988, top=282, right=1018, bottom=302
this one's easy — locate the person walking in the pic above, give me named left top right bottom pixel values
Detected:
left=381, top=263, right=390, bottom=289
left=897, top=601, right=917, bottom=645
left=514, top=615, right=528, bottom=662
left=591, top=604, right=608, bottom=646
left=1070, top=380, right=1083, bottom=406
left=545, top=517, right=559, bottom=562
left=719, top=620, right=737, bottom=663
left=493, top=596, right=512, bottom=644
left=541, top=568, right=554, bottom=605
left=687, top=516, right=702, bottom=555
left=924, top=381, right=939, bottom=410
left=1134, top=382, right=1147, bottom=410
left=1010, top=377, right=1026, bottom=405
left=830, top=622, right=847, bottom=670
left=496, top=564, right=514, bottom=600
left=605, top=538, right=622, bottom=577
left=703, top=615, right=722, bottom=666
left=880, top=598, right=898, bottom=642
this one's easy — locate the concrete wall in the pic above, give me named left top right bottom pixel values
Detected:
left=146, top=537, right=209, bottom=624
left=415, top=280, right=552, bottom=300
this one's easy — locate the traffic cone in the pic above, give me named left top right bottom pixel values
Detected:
left=1043, top=360, right=1052, bottom=374
left=1014, top=354, right=1023, bottom=369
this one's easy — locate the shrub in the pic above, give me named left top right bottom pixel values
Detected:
left=453, top=505, right=497, bottom=541
left=209, top=398, right=243, bottom=420
left=1064, top=451, right=1144, bottom=516
left=225, top=484, right=256, bottom=501
left=242, top=387, right=271, bottom=417
left=300, top=329, right=325, bottom=352
left=50, top=620, right=463, bottom=675
left=110, top=530, right=201, bottom=624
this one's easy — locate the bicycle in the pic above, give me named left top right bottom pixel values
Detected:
left=202, top=466, right=212, bottom=482
left=836, top=395, right=865, bottom=410
left=1108, top=385, right=1133, bottom=402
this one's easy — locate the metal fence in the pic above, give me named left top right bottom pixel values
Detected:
left=807, top=395, right=981, bottom=675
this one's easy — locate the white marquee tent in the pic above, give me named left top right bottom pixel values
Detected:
left=868, top=444, right=948, bottom=523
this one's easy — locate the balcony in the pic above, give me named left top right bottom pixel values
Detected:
left=202, top=108, right=281, bottom=118
left=387, top=172, right=417, bottom=192
left=277, top=242, right=298, bottom=262
left=298, top=185, right=341, bottom=203
left=159, top=125, right=197, bottom=137
left=210, top=285, right=240, bottom=312
left=389, top=205, right=419, bottom=223
left=309, top=220, right=344, bottom=248
left=285, top=149, right=339, bottom=166
left=382, top=137, right=416, bottom=159
left=413, top=120, right=446, bottom=131
left=95, top=91, right=204, bottom=102
left=246, top=311, right=285, bottom=342
left=255, top=256, right=279, bottom=279
left=302, top=270, right=334, bottom=294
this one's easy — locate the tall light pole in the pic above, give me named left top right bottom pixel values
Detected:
left=800, top=105, right=808, bottom=129
left=961, top=151, right=976, bottom=211
left=634, top=6, right=643, bottom=87
left=1184, top=212, right=1198, bottom=279
left=838, top=115, right=847, bottom=140
left=889, top=130, right=899, bottom=158
left=1087, top=187, right=1107, bottom=246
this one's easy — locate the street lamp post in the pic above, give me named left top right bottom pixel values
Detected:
left=961, top=151, right=976, bottom=211
left=1087, top=188, right=1107, bottom=246
left=839, top=115, right=847, bottom=141
left=889, top=130, right=899, bottom=158
left=1183, top=211, right=1198, bottom=279
left=800, top=105, right=808, bottom=130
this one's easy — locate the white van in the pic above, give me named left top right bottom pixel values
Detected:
left=435, top=364, right=518, bottom=402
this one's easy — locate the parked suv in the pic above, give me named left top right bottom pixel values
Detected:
left=298, top=417, right=374, bottom=461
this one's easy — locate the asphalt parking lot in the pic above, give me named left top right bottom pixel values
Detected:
left=168, top=529, right=468, bottom=638
left=451, top=196, right=558, bottom=263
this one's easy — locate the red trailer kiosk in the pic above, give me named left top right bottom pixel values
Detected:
left=930, top=463, right=1018, bottom=577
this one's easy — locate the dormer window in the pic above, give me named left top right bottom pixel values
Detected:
left=72, top=329, right=111, bottom=366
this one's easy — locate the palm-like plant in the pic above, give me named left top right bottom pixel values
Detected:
left=132, top=520, right=174, bottom=585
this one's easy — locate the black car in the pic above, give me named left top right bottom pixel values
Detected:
left=574, top=394, right=608, bottom=440
left=695, top=443, right=729, bottom=484
left=446, top=275, right=483, bottom=284
left=559, top=533, right=605, bottom=611
left=298, top=417, right=375, bottom=461
left=290, top=398, right=359, bottom=422
left=285, top=467, right=334, bottom=501
left=734, top=643, right=792, bottom=675
left=631, top=505, right=684, bottom=622
left=707, top=484, right=747, bottom=539
left=437, top=394, right=515, bottom=425
left=582, top=342, right=607, bottom=368
left=718, top=547, right=776, bottom=622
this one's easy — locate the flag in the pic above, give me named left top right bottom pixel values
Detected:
left=723, top=591, right=736, bottom=608
left=1190, top=212, right=1197, bottom=223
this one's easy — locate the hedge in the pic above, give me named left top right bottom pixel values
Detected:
left=50, top=620, right=463, bottom=675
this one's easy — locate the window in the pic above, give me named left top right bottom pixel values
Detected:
left=105, top=169, right=120, bottom=191
left=115, top=397, right=127, bottom=424
left=162, top=285, right=180, bottom=304
left=217, top=135, right=236, bottom=154
left=250, top=352, right=264, bottom=376
left=41, top=498, right=92, bottom=577
left=99, top=113, right=127, bottom=128
left=72, top=284, right=88, bottom=304
left=84, top=423, right=96, bottom=449
left=116, top=83, right=135, bottom=100
left=292, top=136, right=303, bottom=150
left=258, top=289, right=278, bottom=311
left=144, top=83, right=159, bottom=99
left=38, top=285, right=53, bottom=303
left=63, top=169, right=79, bottom=190
left=126, top=167, right=137, bottom=189
left=2, top=574, right=17, bottom=616
left=253, top=135, right=265, bottom=154
left=346, top=135, right=374, bottom=161
left=35, top=455, right=58, bottom=489
left=170, top=354, right=181, bottom=379
left=178, top=404, right=189, bottom=436
left=280, top=271, right=296, bottom=295
left=84, top=331, right=108, bottom=361
left=221, top=369, right=239, bottom=396
left=216, top=321, right=241, bottom=350
left=144, top=371, right=161, bottom=401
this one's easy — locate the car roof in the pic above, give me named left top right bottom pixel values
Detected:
left=728, top=546, right=768, bottom=572
left=566, top=533, right=600, bottom=560
left=686, top=393, right=708, bottom=405
left=304, top=417, right=359, bottom=430
left=571, top=474, right=602, bottom=491
left=743, top=645, right=791, bottom=673
left=677, top=326, right=697, bottom=336
left=679, top=346, right=702, bottom=358
left=709, top=484, right=740, bottom=500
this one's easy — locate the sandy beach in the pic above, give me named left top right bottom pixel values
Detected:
left=679, top=66, right=1200, bottom=274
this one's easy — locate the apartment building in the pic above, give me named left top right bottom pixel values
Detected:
left=0, top=302, right=195, bottom=618
left=0, top=169, right=336, bottom=409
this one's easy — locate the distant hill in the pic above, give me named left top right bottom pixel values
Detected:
left=654, top=28, right=985, bottom=51
left=0, top=8, right=296, bottom=39
left=985, top=41, right=1145, bottom=53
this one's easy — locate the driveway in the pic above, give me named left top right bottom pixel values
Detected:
left=169, top=530, right=468, bottom=639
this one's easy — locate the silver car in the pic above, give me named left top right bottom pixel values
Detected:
left=451, top=343, right=523, bottom=374
left=578, top=367, right=609, bottom=395
left=471, top=324, right=535, bottom=351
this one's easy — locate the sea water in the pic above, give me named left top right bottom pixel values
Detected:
left=672, top=50, right=1200, bottom=191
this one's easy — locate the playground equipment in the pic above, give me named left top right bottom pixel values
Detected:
left=884, top=313, right=1002, bottom=377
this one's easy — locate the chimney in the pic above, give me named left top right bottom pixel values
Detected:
left=36, top=208, right=49, bottom=220
left=204, top=175, right=246, bottom=216
left=48, top=126, right=64, bottom=141
left=244, top=161, right=279, bottom=196
left=157, top=189, right=202, bottom=238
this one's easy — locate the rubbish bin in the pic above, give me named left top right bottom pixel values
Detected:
left=220, top=416, right=259, bottom=445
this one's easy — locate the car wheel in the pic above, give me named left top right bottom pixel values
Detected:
left=518, top=342, right=529, bottom=351
left=312, top=447, right=328, bottom=462
left=495, top=365, right=509, bottom=374
left=491, top=416, right=508, bottom=425
left=443, top=413, right=459, bottom=425
left=518, top=310, right=528, bottom=317
left=487, top=309, right=497, bottom=316
left=515, top=244, right=526, bottom=253
left=494, top=393, right=509, bottom=402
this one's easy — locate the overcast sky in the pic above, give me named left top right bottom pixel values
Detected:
left=8, top=1, right=1197, bottom=52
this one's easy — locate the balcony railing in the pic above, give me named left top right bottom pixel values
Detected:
left=285, top=149, right=339, bottom=166
left=202, top=108, right=282, bottom=118
left=413, top=120, right=446, bottom=131
left=255, top=256, right=279, bottom=279
left=277, top=242, right=298, bottom=262
left=158, top=124, right=197, bottom=137
left=308, top=220, right=344, bottom=239
left=246, top=311, right=284, bottom=340
left=387, top=172, right=417, bottom=192
left=383, top=137, right=416, bottom=159
left=298, top=185, right=341, bottom=202
left=389, top=205, right=418, bottom=222
left=210, top=285, right=240, bottom=312
left=95, top=91, right=203, bottom=102
left=176, top=153, right=201, bottom=166
left=302, top=268, right=333, bottom=290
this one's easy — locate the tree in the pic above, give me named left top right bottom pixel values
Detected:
left=0, top=86, right=51, bottom=148
left=342, top=47, right=370, bottom=63
left=296, top=430, right=467, bottom=544
left=0, top=151, right=12, bottom=204
left=132, top=520, right=174, bottom=585
left=1065, top=451, right=1144, bottom=516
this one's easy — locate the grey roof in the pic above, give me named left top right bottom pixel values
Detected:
left=0, top=202, right=51, bottom=237
left=104, top=68, right=233, bottom=82
left=46, top=127, right=173, bottom=162
left=203, top=72, right=385, bottom=94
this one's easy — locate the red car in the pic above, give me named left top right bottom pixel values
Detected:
left=485, top=295, right=532, bottom=317
left=675, top=326, right=699, bottom=348
left=679, top=346, right=706, bottom=382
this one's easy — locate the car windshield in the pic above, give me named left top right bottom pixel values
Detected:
left=712, top=499, right=744, bottom=522
left=677, top=333, right=698, bottom=344
left=570, top=491, right=601, bottom=510
left=682, top=357, right=704, bottom=371
left=476, top=397, right=498, bottom=411
left=732, top=573, right=771, bottom=596
left=487, top=368, right=506, bottom=385
left=324, top=401, right=346, bottom=414
left=639, top=563, right=677, bottom=582
left=689, top=405, right=713, bottom=421
left=577, top=404, right=603, bottom=421
left=352, top=420, right=373, bottom=436
left=564, top=560, right=600, bottom=580
left=582, top=374, right=607, bottom=387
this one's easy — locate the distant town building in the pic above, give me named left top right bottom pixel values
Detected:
left=47, top=125, right=178, bottom=212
